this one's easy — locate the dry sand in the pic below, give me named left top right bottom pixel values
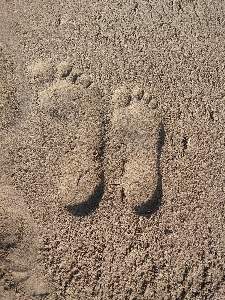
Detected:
left=0, top=0, right=224, bottom=299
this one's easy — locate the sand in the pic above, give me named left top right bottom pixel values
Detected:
left=0, top=0, right=224, bottom=299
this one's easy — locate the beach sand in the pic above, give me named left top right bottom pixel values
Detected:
left=0, top=0, right=224, bottom=299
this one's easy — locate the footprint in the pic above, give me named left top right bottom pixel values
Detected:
left=0, top=185, right=54, bottom=299
left=31, top=60, right=105, bottom=216
left=108, top=86, right=165, bottom=216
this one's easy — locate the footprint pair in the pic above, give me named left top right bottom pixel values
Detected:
left=30, top=60, right=165, bottom=218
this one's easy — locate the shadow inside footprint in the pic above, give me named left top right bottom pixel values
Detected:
left=66, top=178, right=104, bottom=217
left=134, top=123, right=165, bottom=218
left=134, top=175, right=162, bottom=217
left=0, top=236, right=18, bottom=250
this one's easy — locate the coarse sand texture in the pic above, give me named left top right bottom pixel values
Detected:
left=0, top=0, right=224, bottom=299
